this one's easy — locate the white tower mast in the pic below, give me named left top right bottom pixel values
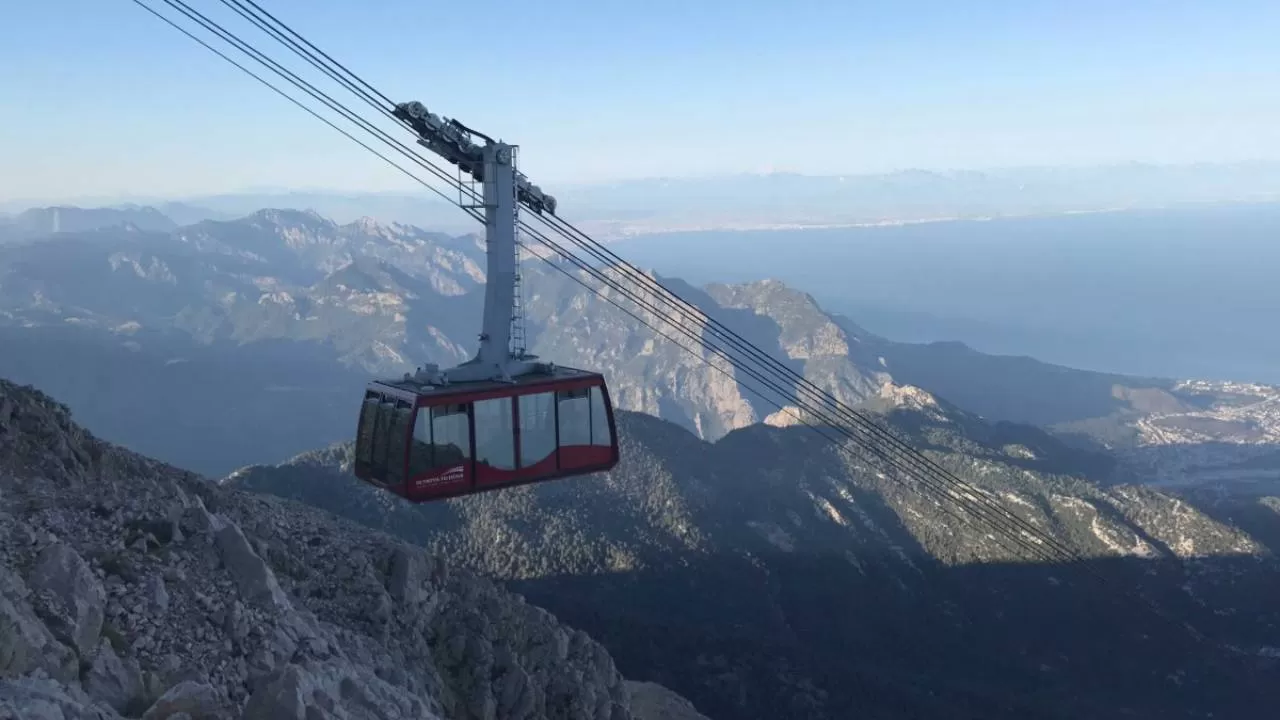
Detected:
left=389, top=102, right=558, bottom=386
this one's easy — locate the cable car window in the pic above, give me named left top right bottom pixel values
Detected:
left=431, top=404, right=471, bottom=469
left=474, top=397, right=515, bottom=470
left=370, top=401, right=396, bottom=473
left=557, top=388, right=591, bottom=446
left=386, top=406, right=413, bottom=485
left=408, top=407, right=434, bottom=477
left=518, top=391, right=556, bottom=468
left=355, top=397, right=379, bottom=467
left=589, top=386, right=612, bottom=447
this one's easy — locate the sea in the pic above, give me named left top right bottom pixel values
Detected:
left=612, top=202, right=1280, bottom=385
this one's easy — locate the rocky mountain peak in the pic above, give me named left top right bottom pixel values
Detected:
left=248, top=209, right=341, bottom=250
left=876, top=382, right=943, bottom=414
left=247, top=207, right=329, bottom=226
left=0, top=377, right=704, bottom=719
left=346, top=216, right=387, bottom=235
left=705, top=279, right=858, bottom=358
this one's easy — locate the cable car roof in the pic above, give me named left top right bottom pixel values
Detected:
left=367, top=365, right=605, bottom=403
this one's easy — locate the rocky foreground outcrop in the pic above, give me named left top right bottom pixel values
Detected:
left=0, top=378, right=704, bottom=719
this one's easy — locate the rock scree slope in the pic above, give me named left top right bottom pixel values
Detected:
left=0, top=377, right=706, bottom=720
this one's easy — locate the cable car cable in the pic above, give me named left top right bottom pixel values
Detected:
left=525, top=208, right=1092, bottom=563
left=514, top=206, right=1089, bottom=564
left=216, top=0, right=405, bottom=132
left=523, top=249, right=1025, bottom=557
left=515, top=248, right=1065, bottom=565
left=516, top=200, right=1208, bottom=637
left=130, top=0, right=1106, bottom=569
left=147, top=0, right=472, bottom=210
left=230, top=0, right=398, bottom=108
left=167, top=2, right=1201, bottom=578
left=125, top=0, right=1210, bottom=640
left=511, top=242, right=1066, bottom=565
left=124, top=0, right=476, bottom=229
left=206, top=0, right=1078, bottom=561
left=199, top=0, right=1059, bottom=548
left=210, top=0, right=1073, bottom=565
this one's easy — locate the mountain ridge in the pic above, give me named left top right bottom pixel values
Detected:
left=0, top=376, right=709, bottom=720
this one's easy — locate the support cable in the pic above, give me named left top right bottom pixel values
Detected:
left=123, top=0, right=1211, bottom=641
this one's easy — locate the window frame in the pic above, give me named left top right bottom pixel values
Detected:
left=516, top=390, right=559, bottom=470
left=589, top=385, right=612, bottom=447
left=355, top=396, right=379, bottom=469
left=473, top=395, right=517, bottom=471
left=555, top=387, right=593, bottom=447
left=409, top=402, right=474, bottom=480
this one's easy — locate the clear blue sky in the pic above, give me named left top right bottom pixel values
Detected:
left=4, top=0, right=1280, bottom=202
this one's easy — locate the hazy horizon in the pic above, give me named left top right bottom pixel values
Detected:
left=7, top=162, right=1280, bottom=242
left=5, top=159, right=1280, bottom=208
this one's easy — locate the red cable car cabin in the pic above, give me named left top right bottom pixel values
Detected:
left=352, top=366, right=619, bottom=502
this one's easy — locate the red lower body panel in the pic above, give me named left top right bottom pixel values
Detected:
left=559, top=444, right=616, bottom=472
left=403, top=445, right=617, bottom=502
left=474, top=444, right=615, bottom=487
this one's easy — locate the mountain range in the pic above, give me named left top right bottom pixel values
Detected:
left=0, top=205, right=1275, bottom=492
left=1, top=203, right=1278, bottom=718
